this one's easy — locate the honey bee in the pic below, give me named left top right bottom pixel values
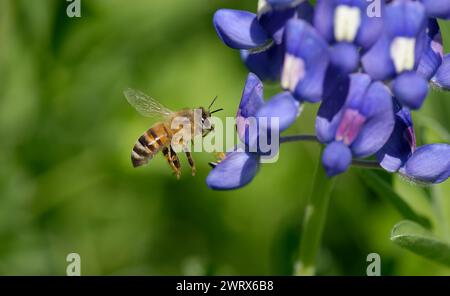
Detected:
left=124, top=88, right=222, bottom=179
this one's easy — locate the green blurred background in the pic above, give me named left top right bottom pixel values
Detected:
left=0, top=0, right=449, bottom=275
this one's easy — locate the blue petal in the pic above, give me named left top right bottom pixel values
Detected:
left=355, top=0, right=385, bottom=49
left=259, top=1, right=314, bottom=44
left=332, top=74, right=375, bottom=148
left=213, top=9, right=270, bottom=50
left=392, top=71, right=429, bottom=110
left=315, top=68, right=350, bottom=143
left=361, top=34, right=396, bottom=81
left=282, top=19, right=330, bottom=102
left=236, top=73, right=265, bottom=142
left=385, top=1, right=426, bottom=38
left=350, top=81, right=395, bottom=158
left=244, top=92, right=300, bottom=154
left=256, top=91, right=300, bottom=132
left=431, top=54, right=450, bottom=91
left=296, top=1, right=315, bottom=24
left=237, top=73, right=265, bottom=118
left=421, top=0, right=450, bottom=20
left=313, top=0, right=335, bottom=42
left=258, top=5, right=297, bottom=44
left=206, top=152, right=260, bottom=190
left=322, top=141, right=352, bottom=177
left=417, top=19, right=443, bottom=80
left=241, top=43, right=284, bottom=81
left=267, top=0, right=304, bottom=9
left=399, top=144, right=450, bottom=184
left=344, top=73, right=372, bottom=113
left=329, top=42, right=360, bottom=74
left=376, top=102, right=416, bottom=172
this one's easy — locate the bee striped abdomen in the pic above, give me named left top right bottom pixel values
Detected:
left=131, top=123, right=171, bottom=168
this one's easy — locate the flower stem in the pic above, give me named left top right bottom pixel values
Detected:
left=280, top=134, right=380, bottom=275
left=351, top=159, right=382, bottom=170
left=280, top=134, right=319, bottom=143
left=295, top=148, right=336, bottom=276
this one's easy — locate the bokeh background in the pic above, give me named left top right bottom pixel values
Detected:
left=0, top=0, right=449, bottom=275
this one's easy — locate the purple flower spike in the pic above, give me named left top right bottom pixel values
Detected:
left=282, top=19, right=330, bottom=102
left=399, top=144, right=450, bottom=184
left=431, top=54, right=450, bottom=91
left=206, top=151, right=260, bottom=190
left=209, top=0, right=450, bottom=188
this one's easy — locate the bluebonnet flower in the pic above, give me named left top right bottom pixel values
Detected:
left=316, top=73, right=395, bottom=176
left=209, top=0, right=450, bottom=189
left=281, top=18, right=330, bottom=102
left=362, top=0, right=429, bottom=109
left=213, top=0, right=313, bottom=81
left=376, top=101, right=450, bottom=184
left=313, top=0, right=384, bottom=74
left=206, top=73, right=299, bottom=190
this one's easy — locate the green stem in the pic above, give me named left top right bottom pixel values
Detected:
left=295, top=149, right=336, bottom=276
left=280, top=134, right=380, bottom=275
left=280, top=134, right=319, bottom=143
left=351, top=159, right=382, bottom=170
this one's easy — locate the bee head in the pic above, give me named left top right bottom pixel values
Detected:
left=199, top=96, right=223, bottom=137
left=198, top=107, right=213, bottom=137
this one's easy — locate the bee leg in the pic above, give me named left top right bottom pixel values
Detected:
left=184, top=151, right=196, bottom=176
left=215, top=152, right=226, bottom=160
left=169, top=146, right=182, bottom=179
left=208, top=152, right=225, bottom=169
left=163, top=147, right=180, bottom=179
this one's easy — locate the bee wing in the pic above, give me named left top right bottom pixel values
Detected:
left=124, top=88, right=173, bottom=118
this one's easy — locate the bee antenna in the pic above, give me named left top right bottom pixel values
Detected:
left=210, top=108, right=223, bottom=114
left=208, top=96, right=218, bottom=111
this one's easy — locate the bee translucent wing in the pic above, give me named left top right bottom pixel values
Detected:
left=124, top=88, right=173, bottom=118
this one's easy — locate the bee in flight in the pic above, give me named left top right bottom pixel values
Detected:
left=124, top=89, right=222, bottom=179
